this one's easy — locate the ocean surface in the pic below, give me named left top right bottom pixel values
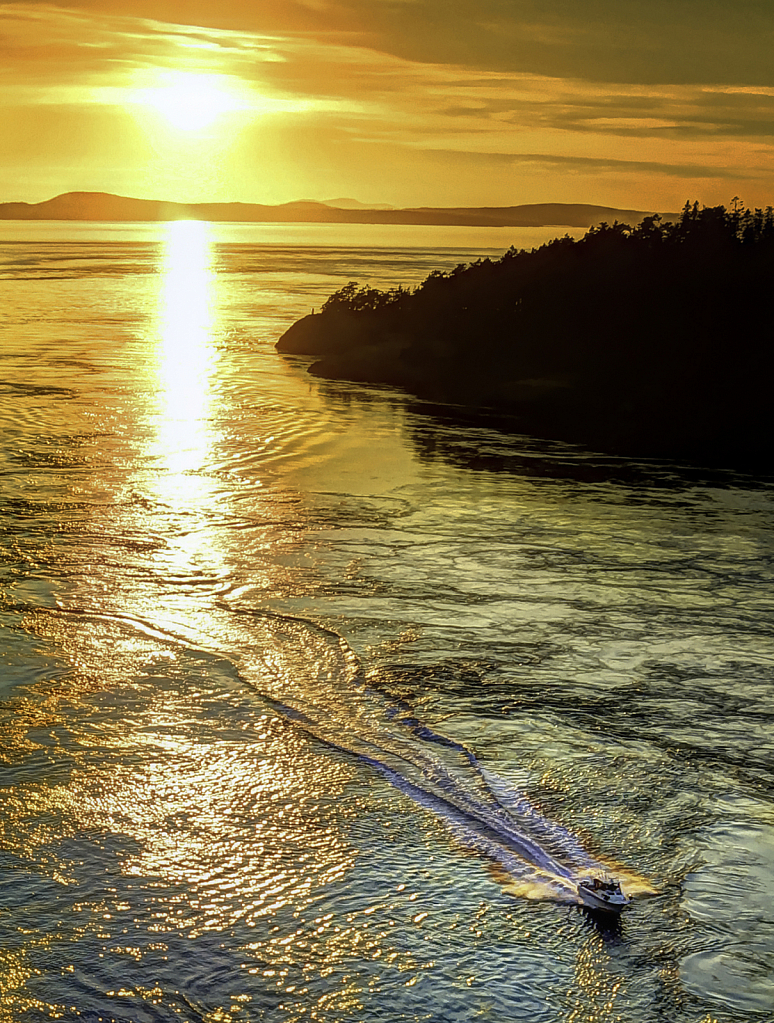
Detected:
left=0, top=221, right=772, bottom=1023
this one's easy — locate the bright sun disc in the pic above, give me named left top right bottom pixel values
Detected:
left=135, top=72, right=245, bottom=131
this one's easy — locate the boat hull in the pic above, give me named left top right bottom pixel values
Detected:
left=577, top=882, right=630, bottom=913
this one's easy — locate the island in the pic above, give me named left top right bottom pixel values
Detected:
left=277, top=203, right=774, bottom=469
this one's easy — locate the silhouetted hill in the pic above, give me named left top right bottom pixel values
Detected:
left=320, top=198, right=396, bottom=210
left=0, top=192, right=174, bottom=221
left=0, top=191, right=672, bottom=227
left=277, top=203, right=774, bottom=470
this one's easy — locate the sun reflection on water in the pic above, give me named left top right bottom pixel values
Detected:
left=154, top=219, right=217, bottom=478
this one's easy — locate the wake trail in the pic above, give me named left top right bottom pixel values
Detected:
left=227, top=605, right=643, bottom=902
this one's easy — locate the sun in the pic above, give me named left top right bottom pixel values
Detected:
left=133, top=71, right=248, bottom=131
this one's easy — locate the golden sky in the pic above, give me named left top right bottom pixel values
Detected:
left=1, top=0, right=773, bottom=209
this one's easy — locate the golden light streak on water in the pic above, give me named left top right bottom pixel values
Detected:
left=153, top=220, right=217, bottom=480
left=5, top=601, right=401, bottom=994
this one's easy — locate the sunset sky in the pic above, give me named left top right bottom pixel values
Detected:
left=2, top=0, right=773, bottom=209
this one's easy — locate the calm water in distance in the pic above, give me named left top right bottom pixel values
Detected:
left=0, top=222, right=772, bottom=1023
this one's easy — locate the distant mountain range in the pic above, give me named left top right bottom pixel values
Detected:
left=319, top=197, right=396, bottom=210
left=0, top=191, right=675, bottom=228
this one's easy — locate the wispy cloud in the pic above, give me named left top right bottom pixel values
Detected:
left=0, top=4, right=285, bottom=87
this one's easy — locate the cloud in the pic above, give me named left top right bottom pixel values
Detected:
left=423, top=147, right=757, bottom=183
left=0, top=4, right=287, bottom=89
left=1, top=0, right=772, bottom=207
left=8, top=0, right=774, bottom=86
left=362, top=0, right=774, bottom=87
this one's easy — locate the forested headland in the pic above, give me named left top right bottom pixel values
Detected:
left=276, top=203, right=774, bottom=468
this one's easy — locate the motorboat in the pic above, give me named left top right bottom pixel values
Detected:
left=577, top=876, right=631, bottom=912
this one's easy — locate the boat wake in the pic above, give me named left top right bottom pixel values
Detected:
left=229, top=606, right=652, bottom=905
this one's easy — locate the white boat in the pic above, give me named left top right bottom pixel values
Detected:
left=577, top=876, right=631, bottom=912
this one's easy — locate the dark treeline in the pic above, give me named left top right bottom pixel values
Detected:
left=277, top=202, right=774, bottom=468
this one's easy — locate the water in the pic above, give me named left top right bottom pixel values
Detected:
left=1, top=221, right=773, bottom=1023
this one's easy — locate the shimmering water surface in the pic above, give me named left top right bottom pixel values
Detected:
left=1, top=222, right=773, bottom=1023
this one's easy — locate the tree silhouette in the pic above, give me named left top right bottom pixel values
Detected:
left=277, top=202, right=774, bottom=468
